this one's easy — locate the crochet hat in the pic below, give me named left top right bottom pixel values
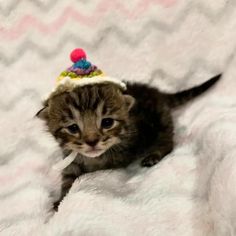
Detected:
left=49, top=48, right=126, bottom=99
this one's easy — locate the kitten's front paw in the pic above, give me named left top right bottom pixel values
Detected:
left=141, top=154, right=160, bottom=167
left=53, top=200, right=60, bottom=211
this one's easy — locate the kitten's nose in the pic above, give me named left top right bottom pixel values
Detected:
left=85, top=139, right=99, bottom=147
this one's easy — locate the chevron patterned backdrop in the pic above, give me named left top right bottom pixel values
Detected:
left=1, top=1, right=236, bottom=153
left=1, top=0, right=236, bottom=98
left=1, top=1, right=236, bottom=233
left=1, top=0, right=236, bottom=163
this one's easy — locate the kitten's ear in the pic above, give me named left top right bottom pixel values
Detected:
left=36, top=106, right=49, bottom=120
left=123, top=95, right=135, bottom=111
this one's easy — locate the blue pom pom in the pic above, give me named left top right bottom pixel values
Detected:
left=73, top=59, right=91, bottom=69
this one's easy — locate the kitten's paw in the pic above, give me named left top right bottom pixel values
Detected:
left=141, top=154, right=160, bottom=167
left=53, top=200, right=60, bottom=211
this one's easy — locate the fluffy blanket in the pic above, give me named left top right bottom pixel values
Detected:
left=1, top=0, right=236, bottom=235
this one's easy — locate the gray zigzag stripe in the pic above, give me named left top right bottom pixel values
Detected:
left=0, top=51, right=233, bottom=112
left=0, top=0, right=90, bottom=16
left=1, top=49, right=233, bottom=112
left=0, top=0, right=233, bottom=19
left=150, top=49, right=236, bottom=92
left=0, top=89, right=41, bottom=110
left=0, top=0, right=235, bottom=65
left=0, top=0, right=235, bottom=67
left=0, top=28, right=141, bottom=65
left=0, top=0, right=52, bottom=17
left=0, top=59, right=223, bottom=112
left=0, top=138, right=47, bottom=162
left=149, top=58, right=222, bottom=90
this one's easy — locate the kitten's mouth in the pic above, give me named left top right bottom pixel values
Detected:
left=84, top=148, right=104, bottom=158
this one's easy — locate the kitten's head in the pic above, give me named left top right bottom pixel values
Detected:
left=37, top=84, right=135, bottom=158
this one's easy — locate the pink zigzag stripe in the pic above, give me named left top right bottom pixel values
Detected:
left=0, top=0, right=176, bottom=40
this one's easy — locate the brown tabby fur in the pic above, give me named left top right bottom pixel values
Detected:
left=37, top=74, right=221, bottom=208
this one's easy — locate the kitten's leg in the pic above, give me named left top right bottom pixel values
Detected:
left=141, top=135, right=173, bottom=167
left=54, top=163, right=82, bottom=210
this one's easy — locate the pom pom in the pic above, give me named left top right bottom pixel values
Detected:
left=70, top=48, right=86, bottom=63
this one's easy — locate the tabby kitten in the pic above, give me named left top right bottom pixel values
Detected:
left=37, top=74, right=221, bottom=205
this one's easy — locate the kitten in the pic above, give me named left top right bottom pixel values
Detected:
left=37, top=74, right=221, bottom=206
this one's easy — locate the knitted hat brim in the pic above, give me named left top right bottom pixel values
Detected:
left=45, top=75, right=127, bottom=101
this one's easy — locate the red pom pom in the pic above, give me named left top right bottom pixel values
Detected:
left=70, top=48, right=86, bottom=63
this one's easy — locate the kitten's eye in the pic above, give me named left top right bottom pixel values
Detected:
left=67, top=124, right=79, bottom=134
left=101, top=118, right=114, bottom=129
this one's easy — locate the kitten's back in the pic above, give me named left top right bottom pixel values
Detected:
left=126, top=74, right=221, bottom=109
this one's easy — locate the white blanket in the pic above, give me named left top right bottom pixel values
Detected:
left=1, top=1, right=236, bottom=235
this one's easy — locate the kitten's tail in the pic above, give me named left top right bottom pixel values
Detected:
left=166, top=74, right=221, bottom=108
